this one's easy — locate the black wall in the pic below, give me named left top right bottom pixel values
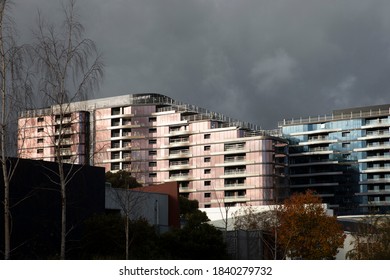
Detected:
left=0, top=158, right=105, bottom=259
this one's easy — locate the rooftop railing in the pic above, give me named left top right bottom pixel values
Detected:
left=279, top=107, right=390, bottom=126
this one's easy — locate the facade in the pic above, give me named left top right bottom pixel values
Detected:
left=280, top=104, right=390, bottom=215
left=18, top=93, right=288, bottom=208
left=105, top=182, right=180, bottom=231
left=0, top=158, right=105, bottom=259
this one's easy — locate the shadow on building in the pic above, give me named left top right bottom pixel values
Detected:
left=0, top=158, right=105, bottom=259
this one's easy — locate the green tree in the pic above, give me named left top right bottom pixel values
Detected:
left=105, top=170, right=142, bottom=189
left=276, top=190, right=345, bottom=259
left=82, top=214, right=162, bottom=259
left=161, top=197, right=228, bottom=259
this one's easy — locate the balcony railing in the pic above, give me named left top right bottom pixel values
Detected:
left=169, top=150, right=190, bottom=156
left=170, top=160, right=189, bottom=167
left=224, top=156, right=246, bottom=163
left=224, top=169, right=246, bottom=175
left=169, top=173, right=190, bottom=179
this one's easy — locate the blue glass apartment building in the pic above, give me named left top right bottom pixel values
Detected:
left=279, top=104, right=390, bottom=215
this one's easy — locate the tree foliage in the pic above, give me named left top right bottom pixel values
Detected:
left=276, top=190, right=345, bottom=259
left=81, top=206, right=228, bottom=260
left=161, top=204, right=228, bottom=259
left=82, top=214, right=161, bottom=259
left=347, top=215, right=390, bottom=260
left=105, top=171, right=142, bottom=189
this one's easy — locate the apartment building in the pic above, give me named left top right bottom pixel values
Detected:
left=279, top=104, right=390, bottom=215
left=18, top=93, right=288, bottom=208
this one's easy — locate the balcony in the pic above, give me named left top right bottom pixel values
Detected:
left=220, top=169, right=247, bottom=178
left=55, top=128, right=73, bottom=135
left=290, top=160, right=338, bottom=167
left=359, top=178, right=390, bottom=184
left=165, top=172, right=194, bottom=182
left=290, top=171, right=343, bottom=178
left=216, top=156, right=248, bottom=167
left=168, top=150, right=191, bottom=158
left=214, top=183, right=255, bottom=191
left=167, top=128, right=192, bottom=136
left=59, top=149, right=74, bottom=156
left=224, top=143, right=245, bottom=152
left=221, top=195, right=248, bottom=203
left=361, top=119, right=390, bottom=129
left=362, top=166, right=390, bottom=173
left=299, top=137, right=337, bottom=146
left=55, top=139, right=73, bottom=145
left=55, top=117, right=72, bottom=124
left=290, top=182, right=339, bottom=188
left=354, top=142, right=390, bottom=152
left=178, top=186, right=196, bottom=193
left=168, top=137, right=190, bottom=147
left=111, top=133, right=145, bottom=140
left=358, top=131, right=390, bottom=140
left=169, top=160, right=190, bottom=169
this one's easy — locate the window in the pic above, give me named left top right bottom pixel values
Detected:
left=204, top=157, right=211, bottom=163
left=111, top=141, right=120, bottom=148
left=122, top=128, right=131, bottom=136
left=342, top=131, right=349, bottom=137
left=204, top=181, right=211, bottom=186
left=111, top=118, right=120, bottom=126
left=149, top=161, right=157, bottom=167
left=37, top=128, right=44, bottom=133
left=111, top=163, right=120, bottom=170
left=204, top=134, right=211, bottom=139
left=111, top=107, right=121, bottom=115
left=204, top=145, right=211, bottom=151
left=342, top=142, right=350, bottom=148
left=149, top=150, right=157, bottom=156
left=149, top=128, right=157, bottom=133
left=37, top=148, right=43, bottom=154
left=204, top=204, right=211, bottom=208
left=149, top=117, right=157, bottom=122
left=149, top=173, right=157, bottom=178
left=37, top=138, right=44, bottom=144
left=204, top=192, right=211, bottom=198
left=111, top=129, right=120, bottom=137
left=122, top=118, right=132, bottom=125
left=111, top=152, right=120, bottom=159
left=149, top=139, right=157, bottom=144
left=204, top=169, right=211, bottom=174
left=37, top=117, right=44, bottom=122
left=123, top=140, right=131, bottom=147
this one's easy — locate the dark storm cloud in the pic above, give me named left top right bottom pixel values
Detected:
left=11, top=0, right=390, bottom=128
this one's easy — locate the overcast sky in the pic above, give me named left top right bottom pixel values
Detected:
left=10, top=0, right=390, bottom=129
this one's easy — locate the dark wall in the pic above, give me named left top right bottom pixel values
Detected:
left=0, top=158, right=105, bottom=259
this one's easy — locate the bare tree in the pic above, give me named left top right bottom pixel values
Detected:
left=106, top=186, right=147, bottom=260
left=0, top=0, right=33, bottom=260
left=31, top=0, right=103, bottom=259
left=232, top=205, right=279, bottom=259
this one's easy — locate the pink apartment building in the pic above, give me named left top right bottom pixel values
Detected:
left=18, top=93, right=288, bottom=208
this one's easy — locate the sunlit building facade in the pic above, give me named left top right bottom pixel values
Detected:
left=280, top=104, right=390, bottom=214
left=18, top=93, right=288, bottom=208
